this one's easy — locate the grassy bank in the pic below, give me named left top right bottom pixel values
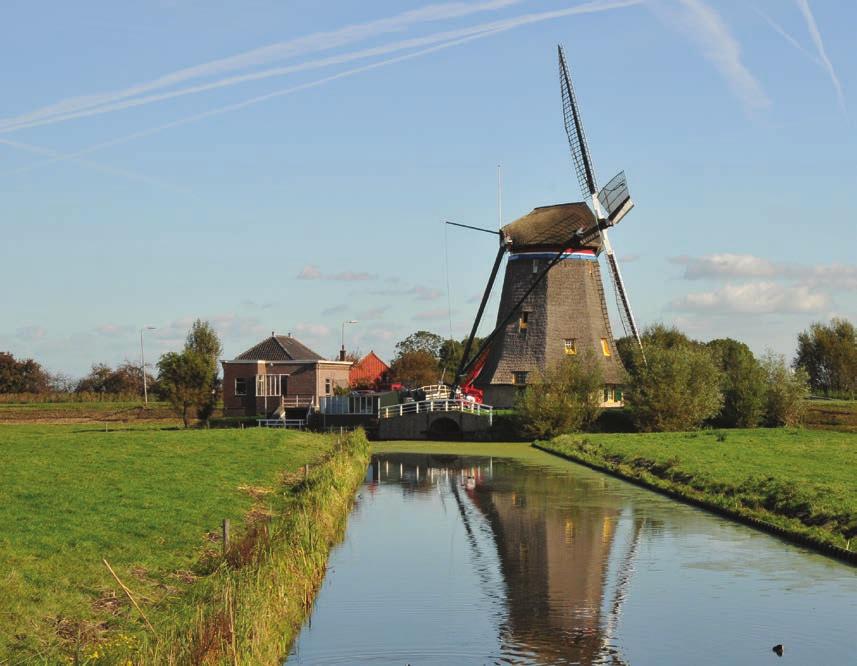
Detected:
left=0, top=424, right=366, bottom=663
left=537, top=428, right=857, bottom=559
left=804, top=399, right=857, bottom=432
left=0, top=400, right=177, bottom=423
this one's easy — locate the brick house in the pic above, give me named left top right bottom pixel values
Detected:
left=221, top=333, right=352, bottom=417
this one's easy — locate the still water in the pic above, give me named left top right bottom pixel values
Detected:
left=289, top=444, right=856, bottom=665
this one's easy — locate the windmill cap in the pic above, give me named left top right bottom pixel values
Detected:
left=502, top=202, right=598, bottom=251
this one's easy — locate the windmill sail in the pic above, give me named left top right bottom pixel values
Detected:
left=558, top=45, right=643, bottom=352
left=598, top=171, right=634, bottom=226
left=558, top=45, right=596, bottom=198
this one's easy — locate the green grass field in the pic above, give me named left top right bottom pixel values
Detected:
left=0, top=401, right=177, bottom=424
left=544, top=428, right=857, bottom=551
left=0, top=424, right=335, bottom=661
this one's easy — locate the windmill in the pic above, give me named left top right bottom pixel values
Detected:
left=451, top=46, right=643, bottom=408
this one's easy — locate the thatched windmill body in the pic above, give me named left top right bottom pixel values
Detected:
left=453, top=47, right=643, bottom=408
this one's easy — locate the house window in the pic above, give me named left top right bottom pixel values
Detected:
left=255, top=374, right=287, bottom=397
left=603, top=387, right=610, bottom=402
left=519, top=311, right=529, bottom=334
left=615, top=388, right=623, bottom=402
left=600, top=338, right=611, bottom=357
left=234, top=377, right=247, bottom=396
left=512, top=371, right=529, bottom=385
left=325, top=378, right=332, bottom=395
left=564, top=338, right=577, bottom=355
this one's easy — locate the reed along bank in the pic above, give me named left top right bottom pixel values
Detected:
left=114, top=429, right=369, bottom=665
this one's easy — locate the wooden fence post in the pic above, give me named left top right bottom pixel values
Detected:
left=222, top=519, right=230, bottom=556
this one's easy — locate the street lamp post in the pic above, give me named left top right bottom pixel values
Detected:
left=140, top=326, right=156, bottom=406
left=340, top=320, right=358, bottom=361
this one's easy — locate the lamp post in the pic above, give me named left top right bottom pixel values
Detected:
left=340, top=320, right=358, bottom=361
left=140, top=326, right=156, bottom=406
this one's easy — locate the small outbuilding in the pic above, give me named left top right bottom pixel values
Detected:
left=221, top=333, right=351, bottom=417
left=349, top=351, right=392, bottom=390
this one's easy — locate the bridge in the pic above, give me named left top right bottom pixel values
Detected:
left=377, top=399, right=494, bottom=440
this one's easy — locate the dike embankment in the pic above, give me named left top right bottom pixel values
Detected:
left=126, top=429, right=369, bottom=665
left=535, top=436, right=857, bottom=566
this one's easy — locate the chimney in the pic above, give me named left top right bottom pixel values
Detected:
left=339, top=347, right=346, bottom=362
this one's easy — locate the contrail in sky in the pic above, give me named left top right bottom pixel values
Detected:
left=5, top=0, right=641, bottom=176
left=752, top=6, right=821, bottom=66
left=0, top=138, right=190, bottom=193
left=0, top=0, right=525, bottom=132
left=794, top=0, right=846, bottom=111
left=0, top=0, right=638, bottom=135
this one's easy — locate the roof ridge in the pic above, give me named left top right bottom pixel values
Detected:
left=272, top=335, right=293, bottom=360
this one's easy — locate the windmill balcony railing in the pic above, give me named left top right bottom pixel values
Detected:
left=379, top=399, right=493, bottom=424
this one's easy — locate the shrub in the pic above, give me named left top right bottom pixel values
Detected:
left=515, top=352, right=603, bottom=439
left=761, top=351, right=809, bottom=427
left=624, top=332, right=723, bottom=432
left=706, top=338, right=766, bottom=428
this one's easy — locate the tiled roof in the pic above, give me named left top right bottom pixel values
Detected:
left=234, top=335, right=325, bottom=361
left=350, top=351, right=390, bottom=384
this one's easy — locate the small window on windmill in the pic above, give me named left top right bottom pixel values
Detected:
left=532, top=259, right=539, bottom=274
left=512, top=371, right=529, bottom=385
left=564, top=338, right=577, bottom=355
left=519, top=311, right=529, bottom=334
left=600, top=338, right=611, bottom=357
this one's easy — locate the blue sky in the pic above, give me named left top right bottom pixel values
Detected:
left=1, top=0, right=854, bottom=377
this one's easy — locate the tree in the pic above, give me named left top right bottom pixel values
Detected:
left=157, top=351, right=213, bottom=427
left=762, top=351, right=809, bottom=427
left=75, top=361, right=153, bottom=395
left=794, top=318, right=857, bottom=398
left=706, top=338, right=766, bottom=428
left=624, top=328, right=723, bottom=432
left=515, top=352, right=603, bottom=439
left=0, top=352, right=51, bottom=393
left=395, top=331, right=444, bottom=360
left=389, top=350, right=439, bottom=388
left=438, top=336, right=484, bottom=381
left=184, top=319, right=223, bottom=421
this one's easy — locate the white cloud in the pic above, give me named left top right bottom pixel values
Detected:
left=294, top=322, right=331, bottom=337
left=671, top=281, right=829, bottom=314
left=95, top=323, right=133, bottom=337
left=650, top=0, right=770, bottom=111
left=671, top=253, right=857, bottom=289
left=322, top=304, right=348, bottom=316
left=297, top=265, right=376, bottom=281
left=16, top=325, right=47, bottom=341
left=356, top=306, right=391, bottom=320
left=671, top=253, right=778, bottom=279
left=297, top=265, right=323, bottom=280
left=413, top=308, right=451, bottom=321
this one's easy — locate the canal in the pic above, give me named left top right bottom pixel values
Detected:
left=288, top=443, right=857, bottom=665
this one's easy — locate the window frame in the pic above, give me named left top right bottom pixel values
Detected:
left=234, top=377, right=248, bottom=397
left=512, top=370, right=529, bottom=386
left=600, top=338, right=612, bottom=357
left=564, top=338, right=577, bottom=355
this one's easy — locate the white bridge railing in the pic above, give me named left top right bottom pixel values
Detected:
left=379, top=399, right=493, bottom=425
